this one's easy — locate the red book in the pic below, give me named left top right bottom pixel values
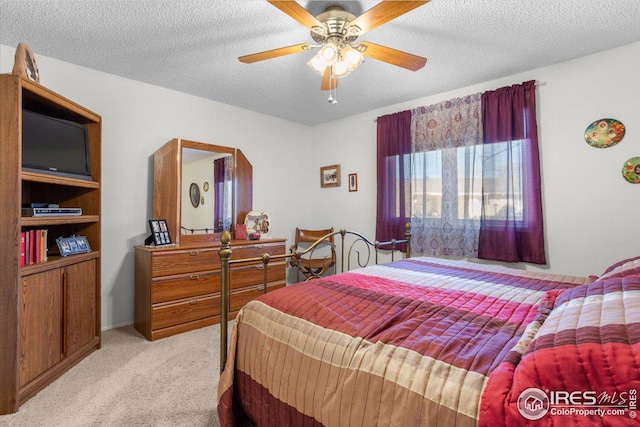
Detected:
left=20, top=232, right=26, bottom=267
left=42, top=229, right=48, bottom=262
left=35, top=229, right=41, bottom=263
left=28, top=230, right=36, bottom=265
left=24, top=231, right=30, bottom=265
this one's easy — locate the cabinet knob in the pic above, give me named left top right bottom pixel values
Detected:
left=189, top=250, right=199, bottom=256
left=257, top=285, right=265, bottom=291
left=189, top=274, right=199, bottom=280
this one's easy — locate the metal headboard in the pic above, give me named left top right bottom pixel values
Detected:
left=218, top=223, right=411, bottom=372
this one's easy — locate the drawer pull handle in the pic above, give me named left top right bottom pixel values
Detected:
left=190, top=274, right=199, bottom=280
left=257, top=285, right=265, bottom=291
left=189, top=250, right=199, bottom=256
left=190, top=299, right=199, bottom=305
left=255, top=265, right=264, bottom=270
left=256, top=245, right=265, bottom=249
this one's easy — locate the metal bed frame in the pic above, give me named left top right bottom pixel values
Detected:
left=217, top=223, right=411, bottom=372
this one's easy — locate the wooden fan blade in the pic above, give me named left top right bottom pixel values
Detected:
left=239, top=43, right=311, bottom=63
left=268, top=0, right=324, bottom=30
left=348, top=0, right=429, bottom=35
left=359, top=41, right=426, bottom=71
left=321, top=67, right=338, bottom=91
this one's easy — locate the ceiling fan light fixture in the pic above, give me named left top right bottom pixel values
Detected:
left=240, top=0, right=429, bottom=93
left=318, top=42, right=339, bottom=66
left=342, top=44, right=364, bottom=71
left=331, top=59, right=350, bottom=78
left=307, top=55, right=327, bottom=75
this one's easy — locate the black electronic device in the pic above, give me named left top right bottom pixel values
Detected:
left=22, top=207, right=82, bottom=217
left=21, top=109, right=91, bottom=180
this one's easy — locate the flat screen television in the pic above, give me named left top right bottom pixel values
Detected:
left=22, top=109, right=91, bottom=180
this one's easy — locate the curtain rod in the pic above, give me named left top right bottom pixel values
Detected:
left=373, top=80, right=544, bottom=122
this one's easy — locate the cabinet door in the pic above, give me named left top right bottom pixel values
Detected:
left=19, top=270, right=62, bottom=387
left=64, top=260, right=97, bottom=356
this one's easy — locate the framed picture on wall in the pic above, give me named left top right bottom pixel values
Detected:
left=148, top=219, right=172, bottom=246
left=348, top=173, right=358, bottom=192
left=320, top=164, right=341, bottom=188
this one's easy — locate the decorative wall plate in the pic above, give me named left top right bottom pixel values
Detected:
left=622, top=157, right=640, bottom=184
left=244, top=211, right=271, bottom=239
left=584, top=118, right=625, bottom=148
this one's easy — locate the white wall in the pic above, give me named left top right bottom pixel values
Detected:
left=3, top=41, right=639, bottom=329
left=1, top=44, right=314, bottom=329
left=309, top=41, right=640, bottom=278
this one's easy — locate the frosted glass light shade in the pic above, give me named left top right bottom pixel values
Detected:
left=307, top=54, right=327, bottom=75
left=332, top=59, right=350, bottom=78
left=342, top=45, right=363, bottom=71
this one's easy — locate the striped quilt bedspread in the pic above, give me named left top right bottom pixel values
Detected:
left=217, top=256, right=591, bottom=427
left=480, top=256, right=640, bottom=426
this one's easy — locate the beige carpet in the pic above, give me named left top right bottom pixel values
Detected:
left=0, top=324, right=225, bottom=427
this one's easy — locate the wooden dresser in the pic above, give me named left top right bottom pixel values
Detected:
left=134, top=238, right=286, bottom=340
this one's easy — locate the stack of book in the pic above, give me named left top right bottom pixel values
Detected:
left=20, top=229, right=48, bottom=266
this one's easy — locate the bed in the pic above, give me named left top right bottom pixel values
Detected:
left=216, top=229, right=640, bottom=427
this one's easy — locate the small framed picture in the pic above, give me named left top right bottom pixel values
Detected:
left=57, top=238, right=72, bottom=256
left=320, top=164, right=341, bottom=188
left=190, top=183, right=200, bottom=208
left=235, top=223, right=247, bottom=239
left=56, top=235, right=91, bottom=257
left=149, top=219, right=172, bottom=246
left=348, top=173, right=358, bottom=192
left=12, top=42, right=40, bottom=82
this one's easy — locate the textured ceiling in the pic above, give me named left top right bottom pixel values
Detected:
left=1, top=0, right=640, bottom=126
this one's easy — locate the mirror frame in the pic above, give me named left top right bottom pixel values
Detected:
left=153, top=138, right=253, bottom=245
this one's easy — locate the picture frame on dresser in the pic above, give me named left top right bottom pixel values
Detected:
left=148, top=219, right=172, bottom=246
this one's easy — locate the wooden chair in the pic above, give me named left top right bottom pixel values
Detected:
left=289, top=228, right=336, bottom=281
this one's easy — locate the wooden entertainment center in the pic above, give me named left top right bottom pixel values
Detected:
left=0, top=75, right=102, bottom=414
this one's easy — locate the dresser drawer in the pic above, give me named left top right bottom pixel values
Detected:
left=230, top=285, right=265, bottom=312
left=229, top=282, right=287, bottom=312
left=152, top=294, right=220, bottom=330
left=232, top=242, right=286, bottom=263
left=229, top=261, right=286, bottom=291
left=152, top=270, right=221, bottom=304
left=151, top=248, right=220, bottom=277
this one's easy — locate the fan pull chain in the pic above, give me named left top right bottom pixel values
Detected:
left=327, top=71, right=338, bottom=105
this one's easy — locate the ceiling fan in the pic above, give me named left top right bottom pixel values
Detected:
left=239, top=0, right=430, bottom=91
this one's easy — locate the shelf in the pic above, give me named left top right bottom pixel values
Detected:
left=20, top=251, right=100, bottom=277
left=21, top=171, right=99, bottom=189
left=21, top=215, right=100, bottom=227
left=20, top=76, right=101, bottom=124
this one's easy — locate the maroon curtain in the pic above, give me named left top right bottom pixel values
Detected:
left=376, top=110, right=411, bottom=250
left=213, top=157, right=225, bottom=232
left=478, top=80, right=546, bottom=264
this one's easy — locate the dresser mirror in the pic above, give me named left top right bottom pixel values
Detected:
left=180, top=149, right=232, bottom=235
left=153, top=138, right=253, bottom=245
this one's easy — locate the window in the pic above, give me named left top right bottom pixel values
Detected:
left=377, top=81, right=544, bottom=263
